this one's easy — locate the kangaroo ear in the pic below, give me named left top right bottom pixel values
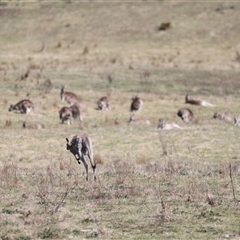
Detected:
left=66, top=138, right=69, bottom=144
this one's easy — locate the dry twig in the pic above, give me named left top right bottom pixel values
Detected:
left=229, top=164, right=237, bottom=205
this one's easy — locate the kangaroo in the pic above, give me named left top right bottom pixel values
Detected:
left=130, top=95, right=143, bottom=112
left=59, top=106, right=73, bottom=125
left=60, top=85, right=79, bottom=105
left=70, top=102, right=82, bottom=121
left=96, top=87, right=113, bottom=111
left=66, top=134, right=96, bottom=181
left=185, top=94, right=214, bottom=107
left=9, top=99, right=34, bottom=114
left=59, top=103, right=82, bottom=125
left=213, top=112, right=232, bottom=122
left=158, top=119, right=182, bottom=130
left=22, top=121, right=45, bottom=130
left=177, top=108, right=194, bottom=123
left=234, top=115, right=240, bottom=126
left=97, top=96, right=109, bottom=111
left=128, top=114, right=151, bottom=125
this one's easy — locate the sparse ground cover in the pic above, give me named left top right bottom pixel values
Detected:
left=1, top=1, right=240, bottom=239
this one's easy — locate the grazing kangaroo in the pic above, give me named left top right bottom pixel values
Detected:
left=22, top=121, right=45, bottom=130
left=158, top=119, right=182, bottom=130
left=9, top=99, right=34, bottom=114
left=59, top=102, right=82, bottom=125
left=213, top=112, right=232, bottom=122
left=234, top=116, right=240, bottom=126
left=97, top=96, right=109, bottom=111
left=130, top=95, right=143, bottom=112
left=59, top=107, right=73, bottom=125
left=70, top=102, right=82, bottom=121
left=60, top=85, right=79, bottom=104
left=185, top=94, right=214, bottom=107
left=177, top=108, right=194, bottom=123
left=96, top=87, right=113, bottom=111
left=66, top=134, right=96, bottom=181
left=128, top=114, right=151, bottom=125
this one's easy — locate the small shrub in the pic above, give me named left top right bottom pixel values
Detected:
left=86, top=231, right=98, bottom=239
left=234, top=51, right=240, bottom=64
left=38, top=227, right=58, bottom=239
left=158, top=22, right=171, bottom=31
left=56, top=41, right=62, bottom=48
left=82, top=218, right=94, bottom=224
left=4, top=120, right=12, bottom=127
left=72, top=229, right=81, bottom=235
left=2, top=208, right=15, bottom=214
left=83, top=46, right=89, bottom=55
left=15, top=235, right=31, bottom=240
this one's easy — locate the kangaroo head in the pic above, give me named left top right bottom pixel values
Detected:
left=61, top=85, right=66, bottom=91
left=158, top=119, right=165, bottom=129
left=132, top=95, right=138, bottom=101
left=60, top=85, right=66, bottom=100
left=183, top=115, right=189, bottom=122
left=8, top=104, right=13, bottom=112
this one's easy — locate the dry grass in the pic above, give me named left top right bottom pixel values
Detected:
left=1, top=1, right=240, bottom=239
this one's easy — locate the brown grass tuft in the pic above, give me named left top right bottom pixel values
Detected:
left=135, top=155, right=148, bottom=164
left=83, top=46, right=89, bottom=55
left=4, top=120, right=12, bottom=128
left=0, top=163, right=19, bottom=189
left=94, top=154, right=104, bottom=165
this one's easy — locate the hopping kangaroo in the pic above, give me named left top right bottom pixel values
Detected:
left=9, top=99, right=34, bottom=114
left=213, top=112, right=232, bottom=122
left=59, top=102, right=82, bottom=125
left=130, top=96, right=143, bottom=112
left=66, top=134, right=96, bottom=181
left=60, top=85, right=79, bottom=104
left=177, top=108, right=194, bottom=123
left=185, top=94, right=214, bottom=107
left=158, top=119, right=182, bottom=130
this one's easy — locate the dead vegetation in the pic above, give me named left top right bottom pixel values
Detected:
left=158, top=22, right=171, bottom=31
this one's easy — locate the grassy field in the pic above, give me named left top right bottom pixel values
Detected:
left=1, top=1, right=240, bottom=239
